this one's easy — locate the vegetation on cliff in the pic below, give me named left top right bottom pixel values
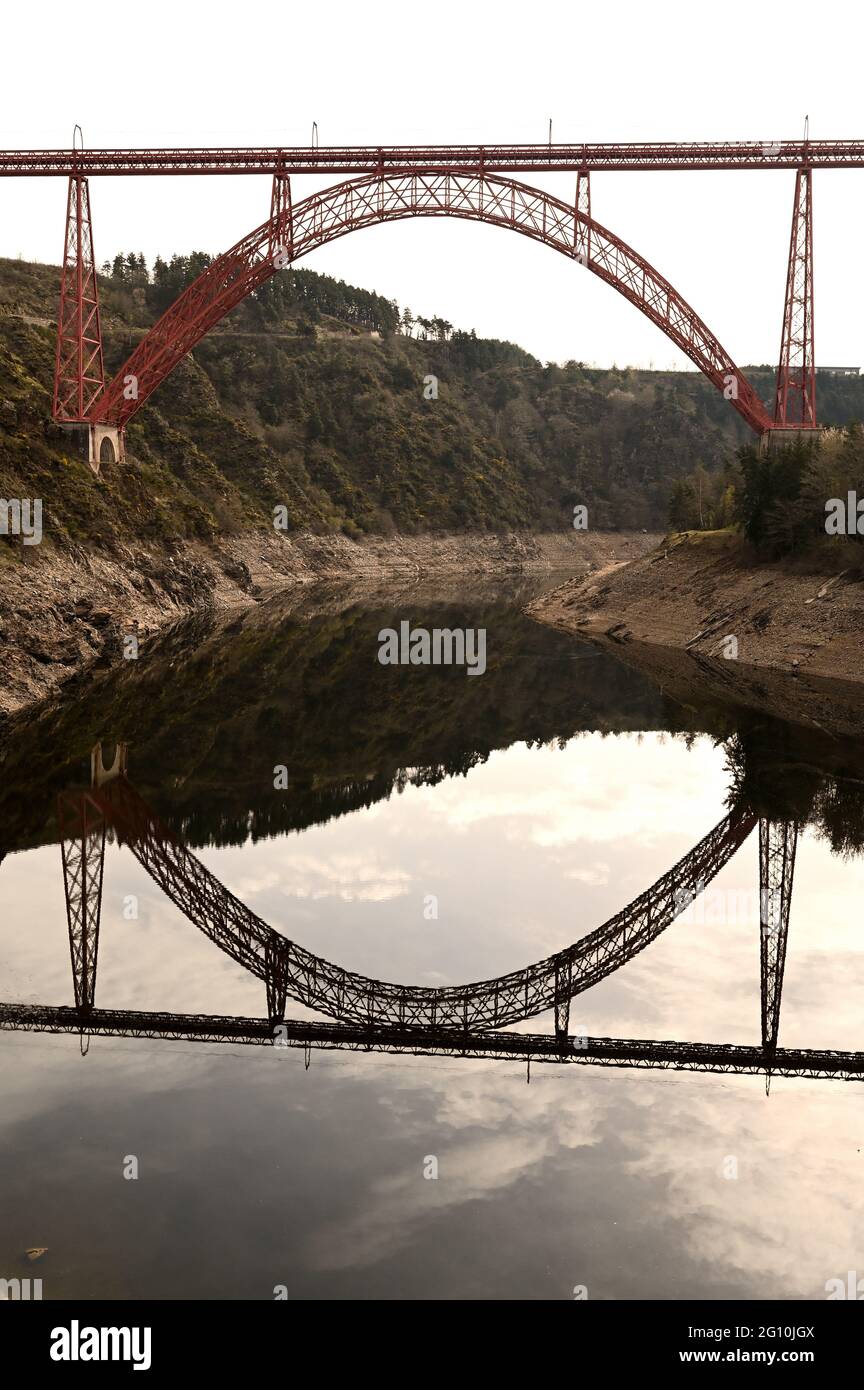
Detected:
left=670, top=425, right=864, bottom=558
left=2, top=251, right=864, bottom=554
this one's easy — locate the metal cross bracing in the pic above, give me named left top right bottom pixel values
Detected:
left=268, top=171, right=293, bottom=262
left=4, top=140, right=864, bottom=176
left=774, top=168, right=816, bottom=427
left=42, top=770, right=843, bottom=1084
left=58, top=791, right=106, bottom=1012
left=575, top=169, right=591, bottom=265
left=86, top=170, right=774, bottom=435
left=760, top=819, right=798, bottom=1052
left=52, top=175, right=105, bottom=422
left=0, top=136, right=831, bottom=440
left=78, top=776, right=758, bottom=1033
left=2, top=1006, right=864, bottom=1083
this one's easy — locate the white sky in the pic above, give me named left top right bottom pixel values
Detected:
left=1, top=0, right=862, bottom=369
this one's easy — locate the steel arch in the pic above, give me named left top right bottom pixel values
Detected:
left=89, top=778, right=757, bottom=1033
left=89, top=170, right=772, bottom=434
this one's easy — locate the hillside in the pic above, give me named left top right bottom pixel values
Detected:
left=2, top=253, right=864, bottom=715
left=8, top=251, right=862, bottom=551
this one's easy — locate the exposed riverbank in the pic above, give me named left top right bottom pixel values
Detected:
left=0, top=528, right=655, bottom=716
left=527, top=530, right=864, bottom=736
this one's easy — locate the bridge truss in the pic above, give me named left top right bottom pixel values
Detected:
left=86, top=171, right=773, bottom=434
left=64, top=777, right=758, bottom=1034
left=0, top=136, right=831, bottom=446
left=2, top=1007, right=862, bottom=1084
left=760, top=819, right=798, bottom=1052
left=3, top=140, right=864, bottom=176
left=28, top=760, right=837, bottom=1083
left=57, top=790, right=105, bottom=1013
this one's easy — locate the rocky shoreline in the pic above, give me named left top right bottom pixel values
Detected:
left=527, top=531, right=864, bottom=737
left=0, top=528, right=654, bottom=716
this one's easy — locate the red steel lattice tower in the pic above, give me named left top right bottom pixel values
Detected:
left=575, top=169, right=591, bottom=263
left=269, top=169, right=293, bottom=261
left=52, top=173, right=105, bottom=421
left=774, top=167, right=815, bottom=427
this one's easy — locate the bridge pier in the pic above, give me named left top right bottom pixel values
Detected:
left=759, top=426, right=822, bottom=454
left=91, top=741, right=128, bottom=788
left=51, top=160, right=126, bottom=471
left=265, top=941, right=290, bottom=1024
left=56, top=421, right=125, bottom=473
left=759, top=819, right=798, bottom=1052
left=554, top=959, right=572, bottom=1040
left=574, top=169, right=591, bottom=263
left=774, top=164, right=815, bottom=429
left=269, top=171, right=293, bottom=263
left=554, top=996, right=571, bottom=1039
left=88, top=422, right=124, bottom=468
left=52, top=169, right=106, bottom=439
left=58, top=791, right=106, bottom=1015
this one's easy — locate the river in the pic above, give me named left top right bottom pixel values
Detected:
left=1, top=576, right=863, bottom=1299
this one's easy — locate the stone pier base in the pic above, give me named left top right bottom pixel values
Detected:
left=759, top=426, right=823, bottom=454
left=89, top=424, right=124, bottom=470
left=57, top=422, right=125, bottom=473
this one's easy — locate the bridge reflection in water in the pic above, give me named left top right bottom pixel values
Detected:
left=1, top=745, right=855, bottom=1085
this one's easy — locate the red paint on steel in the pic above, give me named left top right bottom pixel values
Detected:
left=3, top=140, right=864, bottom=175
left=87, top=170, right=774, bottom=435
left=52, top=175, right=105, bottom=421
left=774, top=168, right=816, bottom=427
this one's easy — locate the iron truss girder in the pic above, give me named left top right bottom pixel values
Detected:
left=52, top=176, right=106, bottom=422
left=58, top=791, right=106, bottom=1012
left=1, top=1005, right=863, bottom=1082
left=760, top=819, right=798, bottom=1051
left=774, top=169, right=815, bottom=426
left=87, top=171, right=772, bottom=434
left=90, top=777, right=757, bottom=1034
left=6, top=141, right=864, bottom=177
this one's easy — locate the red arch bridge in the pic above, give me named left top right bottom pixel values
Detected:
left=0, top=137, right=851, bottom=464
left=1, top=755, right=842, bottom=1082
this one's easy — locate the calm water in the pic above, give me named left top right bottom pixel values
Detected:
left=2, top=578, right=864, bottom=1300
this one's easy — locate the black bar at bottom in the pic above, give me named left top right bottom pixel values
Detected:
left=3, top=1296, right=856, bottom=1374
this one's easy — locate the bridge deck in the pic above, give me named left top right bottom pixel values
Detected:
left=2, top=1005, right=862, bottom=1081
left=3, top=141, right=864, bottom=177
